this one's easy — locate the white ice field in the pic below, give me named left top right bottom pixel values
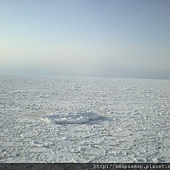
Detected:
left=0, top=75, right=170, bottom=163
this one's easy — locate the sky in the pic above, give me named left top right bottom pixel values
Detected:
left=0, top=0, right=170, bottom=79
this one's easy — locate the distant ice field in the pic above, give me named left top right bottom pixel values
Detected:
left=0, top=75, right=170, bottom=163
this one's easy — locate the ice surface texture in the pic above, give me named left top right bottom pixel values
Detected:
left=41, top=112, right=102, bottom=124
left=0, top=75, right=170, bottom=163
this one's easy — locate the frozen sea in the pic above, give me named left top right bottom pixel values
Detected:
left=0, top=75, right=170, bottom=163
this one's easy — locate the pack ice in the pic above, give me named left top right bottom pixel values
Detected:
left=41, top=111, right=102, bottom=124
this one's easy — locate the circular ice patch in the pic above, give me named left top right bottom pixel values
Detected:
left=41, top=112, right=101, bottom=124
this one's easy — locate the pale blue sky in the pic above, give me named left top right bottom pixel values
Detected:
left=1, top=0, right=170, bottom=78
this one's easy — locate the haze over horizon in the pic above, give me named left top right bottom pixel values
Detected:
left=1, top=0, right=170, bottom=79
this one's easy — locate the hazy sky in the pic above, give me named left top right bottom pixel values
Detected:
left=1, top=0, right=170, bottom=78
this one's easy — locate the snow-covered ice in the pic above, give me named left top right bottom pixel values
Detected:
left=0, top=75, right=170, bottom=163
left=41, top=111, right=103, bottom=124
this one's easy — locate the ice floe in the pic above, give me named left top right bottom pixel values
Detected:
left=41, top=111, right=102, bottom=124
